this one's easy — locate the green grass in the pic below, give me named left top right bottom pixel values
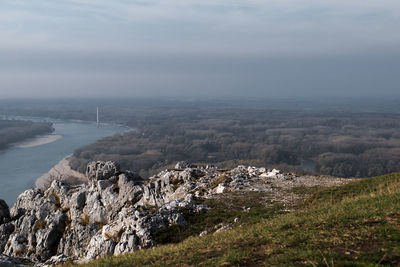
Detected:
left=286, top=185, right=322, bottom=196
left=153, top=192, right=285, bottom=245
left=68, top=173, right=400, bottom=266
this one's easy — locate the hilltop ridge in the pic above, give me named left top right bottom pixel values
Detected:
left=0, top=161, right=349, bottom=265
left=78, top=171, right=400, bottom=266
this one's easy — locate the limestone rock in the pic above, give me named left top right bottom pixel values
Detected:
left=0, top=160, right=294, bottom=264
left=114, top=231, right=139, bottom=255
left=70, top=190, right=86, bottom=210
left=260, top=168, right=281, bottom=178
left=174, top=161, right=194, bottom=169
left=199, top=230, right=208, bottom=237
left=0, top=223, right=14, bottom=254
left=215, top=184, right=226, bottom=194
left=214, top=223, right=233, bottom=234
left=86, top=161, right=120, bottom=183
left=45, top=254, right=71, bottom=266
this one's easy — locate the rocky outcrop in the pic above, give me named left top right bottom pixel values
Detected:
left=0, top=161, right=349, bottom=264
left=174, top=161, right=195, bottom=169
left=86, top=161, right=121, bottom=182
left=0, top=161, right=209, bottom=263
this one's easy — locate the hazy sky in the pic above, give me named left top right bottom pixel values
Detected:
left=0, top=0, right=399, bottom=98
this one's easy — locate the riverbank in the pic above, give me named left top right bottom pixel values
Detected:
left=0, top=119, right=54, bottom=151
left=14, top=134, right=63, bottom=148
left=0, top=118, right=128, bottom=205
left=35, top=156, right=87, bottom=190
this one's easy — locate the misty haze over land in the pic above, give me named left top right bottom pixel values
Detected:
left=0, top=0, right=399, bottom=98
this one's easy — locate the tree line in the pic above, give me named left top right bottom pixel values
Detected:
left=0, top=120, right=54, bottom=150
left=69, top=108, right=400, bottom=178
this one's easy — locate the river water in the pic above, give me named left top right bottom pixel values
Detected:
left=0, top=117, right=128, bottom=206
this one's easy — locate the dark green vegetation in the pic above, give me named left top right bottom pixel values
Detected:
left=0, top=119, right=54, bottom=150
left=70, top=172, right=400, bottom=266
left=2, top=98, right=400, bottom=178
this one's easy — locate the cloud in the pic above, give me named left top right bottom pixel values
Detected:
left=0, top=0, right=399, bottom=98
left=0, top=0, right=399, bottom=55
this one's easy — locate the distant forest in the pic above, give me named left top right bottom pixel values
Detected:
left=1, top=98, right=400, bottom=178
left=69, top=109, right=400, bottom=178
left=0, top=120, right=54, bottom=150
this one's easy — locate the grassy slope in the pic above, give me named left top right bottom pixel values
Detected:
left=73, top=173, right=400, bottom=266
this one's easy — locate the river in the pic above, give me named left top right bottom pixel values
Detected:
left=0, top=117, right=128, bottom=206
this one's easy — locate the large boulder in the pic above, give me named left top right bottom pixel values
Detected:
left=86, top=161, right=120, bottom=183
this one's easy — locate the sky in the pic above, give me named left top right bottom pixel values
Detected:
left=0, top=0, right=400, bottom=99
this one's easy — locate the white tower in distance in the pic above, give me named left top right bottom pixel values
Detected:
left=96, top=106, right=99, bottom=128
